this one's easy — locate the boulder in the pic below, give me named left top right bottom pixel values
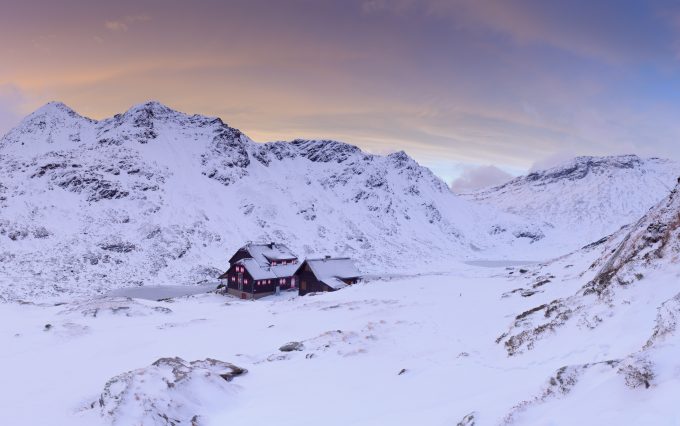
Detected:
left=99, top=357, right=246, bottom=425
left=279, top=341, right=304, bottom=352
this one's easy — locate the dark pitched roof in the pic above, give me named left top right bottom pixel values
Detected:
left=295, top=257, right=361, bottom=286
left=231, top=242, right=298, bottom=268
left=233, top=258, right=299, bottom=280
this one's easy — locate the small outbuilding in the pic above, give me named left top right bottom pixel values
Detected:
left=293, top=256, right=361, bottom=296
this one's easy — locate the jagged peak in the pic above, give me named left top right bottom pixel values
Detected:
left=290, top=139, right=364, bottom=163
left=291, top=138, right=360, bottom=151
left=548, top=154, right=643, bottom=170
left=122, top=100, right=185, bottom=119
left=0, top=101, right=94, bottom=147
left=25, top=101, right=90, bottom=122
left=110, top=101, right=238, bottom=133
left=505, top=154, right=653, bottom=187
left=387, top=150, right=416, bottom=164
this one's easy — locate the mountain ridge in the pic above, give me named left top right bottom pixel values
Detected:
left=463, top=154, right=680, bottom=250
left=0, top=101, right=540, bottom=301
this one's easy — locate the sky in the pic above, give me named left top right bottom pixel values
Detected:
left=2, top=0, right=680, bottom=189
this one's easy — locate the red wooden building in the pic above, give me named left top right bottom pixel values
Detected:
left=218, top=242, right=299, bottom=299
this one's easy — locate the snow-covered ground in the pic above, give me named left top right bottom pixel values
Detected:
left=3, top=255, right=678, bottom=425
left=3, top=101, right=680, bottom=425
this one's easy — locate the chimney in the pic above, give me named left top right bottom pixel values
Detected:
left=324, top=255, right=331, bottom=261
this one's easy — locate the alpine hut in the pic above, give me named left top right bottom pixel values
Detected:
left=219, top=242, right=299, bottom=299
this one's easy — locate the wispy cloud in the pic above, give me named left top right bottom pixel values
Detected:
left=450, top=165, right=513, bottom=193
left=105, top=15, right=151, bottom=32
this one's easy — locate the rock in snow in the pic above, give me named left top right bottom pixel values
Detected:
left=99, top=357, right=246, bottom=425
left=279, top=341, right=304, bottom=352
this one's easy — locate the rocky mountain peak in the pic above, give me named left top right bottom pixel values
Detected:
left=524, top=154, right=646, bottom=184
left=32, top=101, right=81, bottom=116
left=464, top=154, right=680, bottom=251
left=121, top=100, right=183, bottom=121
left=0, top=101, right=95, bottom=151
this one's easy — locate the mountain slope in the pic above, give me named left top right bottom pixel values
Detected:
left=0, top=101, right=538, bottom=300
left=491, top=181, right=680, bottom=423
left=463, top=155, right=680, bottom=250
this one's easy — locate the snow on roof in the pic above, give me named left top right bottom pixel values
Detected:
left=270, top=263, right=299, bottom=278
left=243, top=243, right=297, bottom=268
left=236, top=258, right=277, bottom=280
left=320, top=277, right=349, bottom=290
left=306, top=257, right=361, bottom=281
left=236, top=258, right=298, bottom=280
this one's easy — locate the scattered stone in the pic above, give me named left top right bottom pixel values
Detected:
left=457, top=411, right=476, bottom=426
left=279, top=341, right=304, bottom=352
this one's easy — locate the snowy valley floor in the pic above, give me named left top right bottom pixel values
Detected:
left=2, top=260, right=678, bottom=425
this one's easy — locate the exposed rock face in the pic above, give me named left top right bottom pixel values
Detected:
left=99, top=357, right=246, bottom=425
left=583, top=182, right=680, bottom=299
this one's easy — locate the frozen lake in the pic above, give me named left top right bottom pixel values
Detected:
left=106, top=284, right=219, bottom=300
left=464, top=260, right=539, bottom=268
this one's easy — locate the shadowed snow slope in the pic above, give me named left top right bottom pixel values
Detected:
left=0, top=101, right=540, bottom=300
left=464, top=155, right=680, bottom=251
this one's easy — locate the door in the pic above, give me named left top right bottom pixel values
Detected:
left=237, top=273, right=243, bottom=291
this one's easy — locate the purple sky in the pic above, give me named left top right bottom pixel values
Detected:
left=2, top=0, right=680, bottom=188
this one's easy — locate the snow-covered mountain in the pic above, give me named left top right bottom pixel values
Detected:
left=0, top=101, right=539, bottom=300
left=463, top=155, right=680, bottom=250
left=490, top=180, right=680, bottom=423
